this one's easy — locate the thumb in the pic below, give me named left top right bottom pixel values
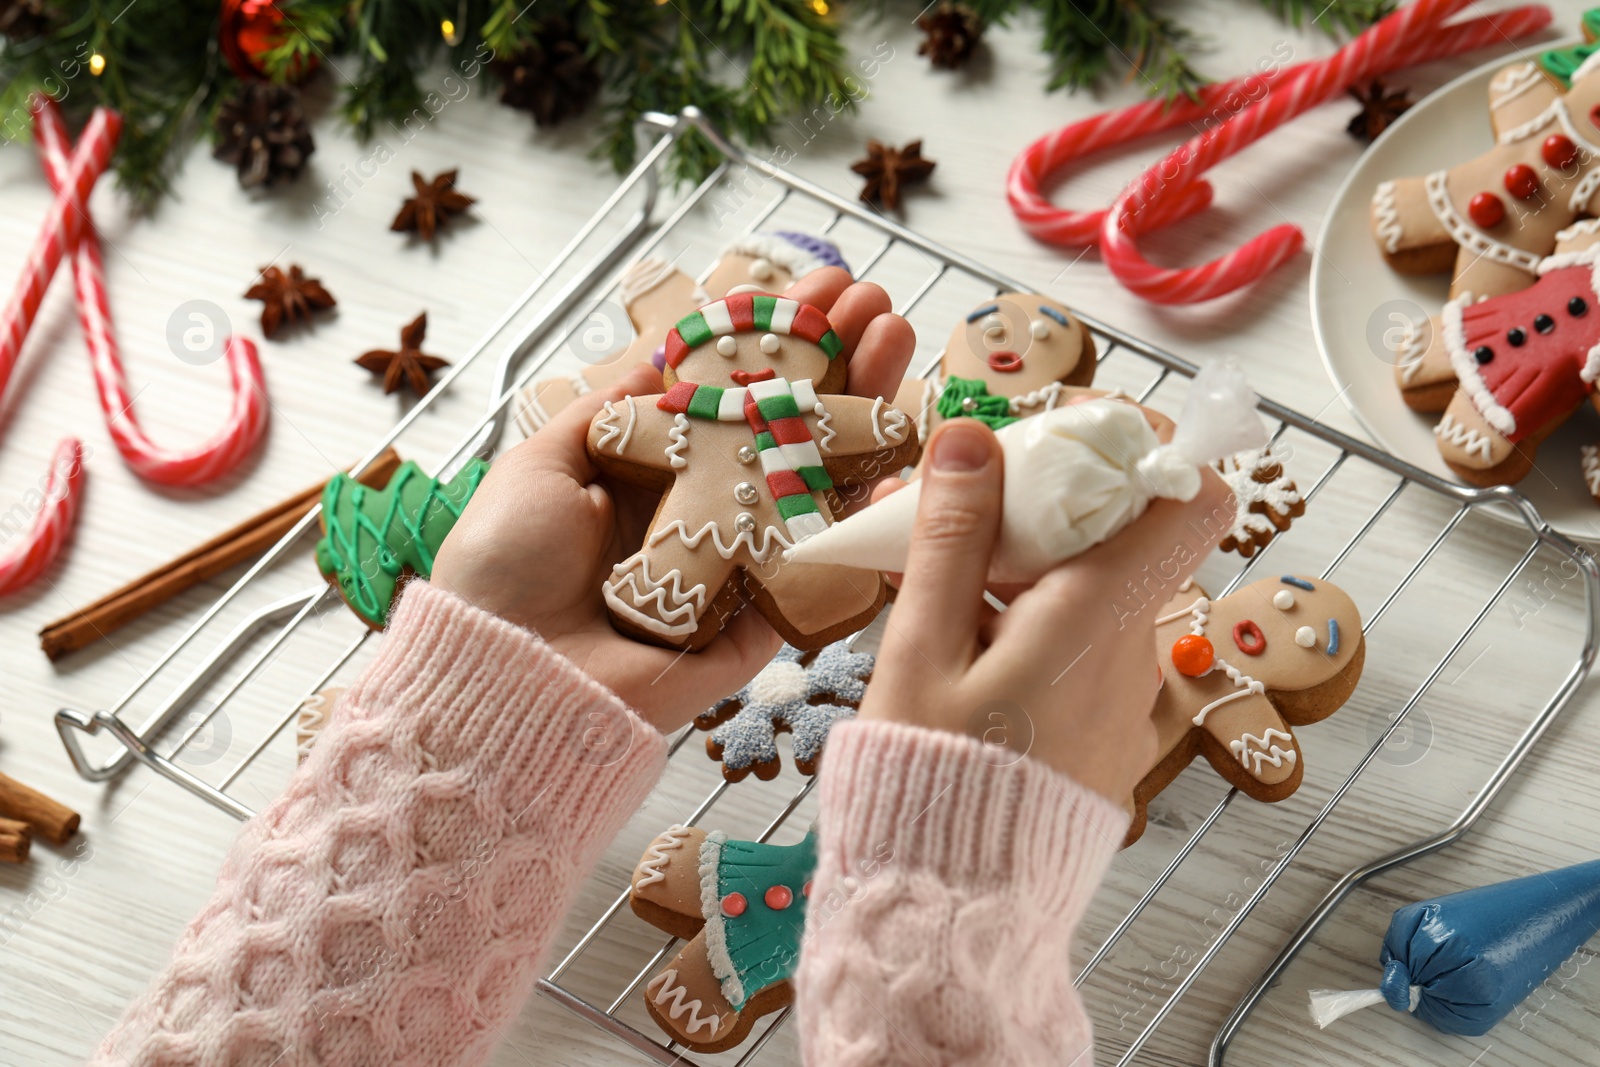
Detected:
left=886, top=420, right=1005, bottom=669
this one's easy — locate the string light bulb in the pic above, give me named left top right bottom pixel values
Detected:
left=88, top=53, right=106, bottom=76
left=440, top=18, right=459, bottom=44
left=810, top=0, right=829, bottom=13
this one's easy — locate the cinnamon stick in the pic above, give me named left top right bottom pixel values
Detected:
left=39, top=449, right=403, bottom=660
left=0, top=816, right=31, bottom=863
left=0, top=772, right=78, bottom=845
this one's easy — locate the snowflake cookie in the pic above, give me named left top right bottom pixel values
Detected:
left=1214, top=447, right=1305, bottom=557
left=695, top=642, right=874, bottom=781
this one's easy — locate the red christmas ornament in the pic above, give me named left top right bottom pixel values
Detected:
left=1171, top=634, right=1214, bottom=677
left=1543, top=134, right=1579, bottom=170
left=764, top=885, right=794, bottom=910
left=219, top=0, right=317, bottom=82
left=1503, top=164, right=1540, bottom=200
left=1469, top=191, right=1506, bottom=228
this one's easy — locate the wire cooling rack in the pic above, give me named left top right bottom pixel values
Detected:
left=53, top=110, right=1600, bottom=1065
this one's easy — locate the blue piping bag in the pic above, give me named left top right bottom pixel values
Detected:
left=1310, top=859, right=1600, bottom=1036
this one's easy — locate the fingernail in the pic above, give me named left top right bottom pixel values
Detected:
left=931, top=424, right=991, bottom=472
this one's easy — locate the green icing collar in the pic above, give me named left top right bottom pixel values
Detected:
left=1539, top=11, right=1600, bottom=86
left=936, top=375, right=1019, bottom=431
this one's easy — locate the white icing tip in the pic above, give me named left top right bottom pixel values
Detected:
left=760, top=333, right=780, bottom=354
left=1295, top=626, right=1316, bottom=648
left=716, top=335, right=739, bottom=357
left=1274, top=589, right=1295, bottom=610
left=750, top=258, right=774, bottom=281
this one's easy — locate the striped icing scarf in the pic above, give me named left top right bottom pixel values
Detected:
left=657, top=376, right=833, bottom=542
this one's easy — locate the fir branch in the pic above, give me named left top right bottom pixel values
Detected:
left=1259, top=0, right=1394, bottom=36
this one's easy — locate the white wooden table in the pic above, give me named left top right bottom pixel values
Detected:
left=2, top=4, right=1597, bottom=1065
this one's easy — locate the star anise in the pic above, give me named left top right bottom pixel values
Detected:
left=850, top=140, right=936, bottom=211
left=1346, top=80, right=1413, bottom=144
left=917, top=2, right=983, bottom=70
left=245, top=264, right=336, bottom=339
left=390, top=170, right=476, bottom=241
left=355, top=313, right=451, bottom=397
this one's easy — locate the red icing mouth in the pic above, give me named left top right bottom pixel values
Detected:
left=731, top=368, right=776, bottom=386
left=987, top=350, right=1023, bottom=373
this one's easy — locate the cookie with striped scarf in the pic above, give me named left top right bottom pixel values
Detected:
left=1129, top=575, right=1364, bottom=846
left=586, top=292, right=919, bottom=651
left=515, top=232, right=849, bottom=436
left=893, top=291, right=1096, bottom=446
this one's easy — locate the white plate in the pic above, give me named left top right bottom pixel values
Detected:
left=1311, top=46, right=1600, bottom=539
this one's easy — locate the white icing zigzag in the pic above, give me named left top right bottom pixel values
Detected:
left=868, top=398, right=910, bottom=447
left=1489, top=61, right=1542, bottom=110
left=1230, top=728, right=1298, bottom=776
left=605, top=554, right=707, bottom=638
left=1425, top=170, right=1542, bottom=275
left=1584, top=444, right=1600, bottom=499
left=1434, top=412, right=1496, bottom=462
left=618, top=255, right=678, bottom=306
left=595, top=395, right=638, bottom=455
left=1372, top=180, right=1404, bottom=255
left=1009, top=380, right=1068, bottom=414
left=666, top=414, right=690, bottom=469
left=649, top=518, right=797, bottom=565
left=814, top=400, right=836, bottom=453
left=1396, top=312, right=1428, bottom=385
left=646, top=969, right=724, bottom=1036
left=635, top=825, right=693, bottom=889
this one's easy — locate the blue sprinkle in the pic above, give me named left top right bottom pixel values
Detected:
left=1326, top=619, right=1340, bottom=655
left=966, top=304, right=999, bottom=323
left=1280, top=576, right=1315, bottom=590
left=1038, top=305, right=1071, bottom=327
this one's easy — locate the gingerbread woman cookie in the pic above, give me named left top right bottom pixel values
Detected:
left=586, top=293, right=919, bottom=651
left=893, top=292, right=1096, bottom=440
left=314, top=458, right=488, bottom=629
left=1375, top=17, right=1600, bottom=411
left=515, top=232, right=849, bottom=435
left=1431, top=219, right=1600, bottom=486
left=1129, top=574, right=1365, bottom=846
left=630, top=824, right=815, bottom=1053
left=695, top=640, right=874, bottom=781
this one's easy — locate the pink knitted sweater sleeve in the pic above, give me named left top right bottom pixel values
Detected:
left=86, top=580, right=666, bottom=1067
left=796, top=719, right=1130, bottom=1066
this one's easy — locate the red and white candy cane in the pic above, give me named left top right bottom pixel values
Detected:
left=34, top=99, right=267, bottom=485
left=0, top=437, right=85, bottom=596
left=1009, top=0, right=1553, bottom=304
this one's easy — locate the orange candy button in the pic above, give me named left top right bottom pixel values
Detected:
left=1171, top=634, right=1214, bottom=677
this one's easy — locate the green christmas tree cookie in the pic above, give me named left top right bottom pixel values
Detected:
left=314, top=458, right=488, bottom=628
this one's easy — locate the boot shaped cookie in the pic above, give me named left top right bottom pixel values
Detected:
left=1432, top=219, right=1600, bottom=485
left=629, top=826, right=816, bottom=1053
left=1129, top=575, right=1365, bottom=846
left=515, top=232, right=849, bottom=435
left=1374, top=18, right=1600, bottom=410
left=893, top=292, right=1096, bottom=442
left=586, top=293, right=920, bottom=651
left=695, top=640, right=874, bottom=781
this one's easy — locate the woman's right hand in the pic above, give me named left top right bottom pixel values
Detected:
left=856, top=415, right=1232, bottom=804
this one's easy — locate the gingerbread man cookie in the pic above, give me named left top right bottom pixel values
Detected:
left=586, top=293, right=919, bottom=651
left=1129, top=574, right=1365, bottom=846
left=515, top=232, right=849, bottom=435
left=314, top=458, right=488, bottom=629
left=1375, top=18, right=1600, bottom=410
left=629, top=824, right=815, bottom=1053
left=894, top=292, right=1096, bottom=441
left=1430, top=219, right=1600, bottom=486
left=695, top=640, right=874, bottom=781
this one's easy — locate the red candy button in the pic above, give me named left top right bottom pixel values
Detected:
left=765, top=885, right=793, bottom=910
left=1590, top=103, right=1600, bottom=130
left=1544, top=134, right=1579, bottom=170
left=721, top=892, right=747, bottom=918
left=1233, top=620, right=1267, bottom=656
left=1171, top=634, right=1214, bottom=677
left=802, top=880, right=813, bottom=898
left=1469, top=191, right=1506, bottom=228
left=1504, top=164, right=1539, bottom=200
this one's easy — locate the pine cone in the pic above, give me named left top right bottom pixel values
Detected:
left=0, top=0, right=52, bottom=40
left=213, top=82, right=315, bottom=189
left=491, top=16, right=600, bottom=127
left=917, top=2, right=982, bottom=70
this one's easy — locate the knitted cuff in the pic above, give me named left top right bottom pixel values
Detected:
left=336, top=580, right=667, bottom=841
left=814, top=719, right=1130, bottom=920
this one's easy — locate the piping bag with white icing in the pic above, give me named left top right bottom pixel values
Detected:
left=783, top=359, right=1266, bottom=582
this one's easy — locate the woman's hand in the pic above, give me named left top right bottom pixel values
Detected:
left=858, top=414, right=1232, bottom=804
left=432, top=268, right=916, bottom=733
